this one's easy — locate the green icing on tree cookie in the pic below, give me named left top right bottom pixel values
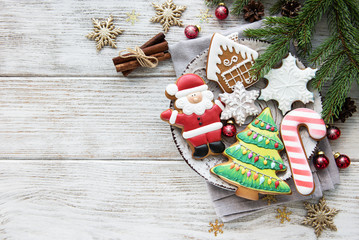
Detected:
left=211, top=107, right=291, bottom=200
left=251, top=107, right=278, bottom=132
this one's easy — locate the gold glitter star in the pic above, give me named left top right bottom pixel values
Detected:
left=262, top=195, right=277, bottom=205
left=150, top=0, right=186, bottom=33
left=302, top=197, right=338, bottom=237
left=276, top=206, right=292, bottom=223
left=208, top=219, right=224, bottom=236
left=86, top=15, right=123, bottom=51
left=197, top=9, right=213, bottom=23
left=126, top=10, right=140, bottom=25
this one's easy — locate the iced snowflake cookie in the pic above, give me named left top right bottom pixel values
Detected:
left=259, top=53, right=317, bottom=114
left=211, top=108, right=292, bottom=200
left=220, top=82, right=260, bottom=125
left=161, top=74, right=225, bottom=159
left=206, top=33, right=259, bottom=93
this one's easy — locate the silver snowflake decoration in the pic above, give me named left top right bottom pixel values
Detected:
left=86, top=15, right=123, bottom=51
left=150, top=0, right=186, bottom=33
left=220, top=82, right=260, bottom=125
left=259, top=53, right=317, bottom=114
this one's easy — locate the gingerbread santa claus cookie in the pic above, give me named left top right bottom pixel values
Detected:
left=161, top=74, right=225, bottom=159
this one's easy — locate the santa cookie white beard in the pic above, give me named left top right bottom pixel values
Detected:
left=161, top=73, right=225, bottom=159
left=175, top=90, right=214, bottom=115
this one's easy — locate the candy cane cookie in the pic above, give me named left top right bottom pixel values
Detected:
left=280, top=108, right=326, bottom=195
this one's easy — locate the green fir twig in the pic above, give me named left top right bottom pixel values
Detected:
left=244, top=0, right=359, bottom=121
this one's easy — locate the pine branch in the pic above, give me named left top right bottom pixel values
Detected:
left=269, top=0, right=286, bottom=15
left=311, top=50, right=346, bottom=89
left=295, top=0, right=333, bottom=55
left=205, top=0, right=223, bottom=7
left=309, top=35, right=340, bottom=65
left=322, top=62, right=357, bottom=122
left=232, top=0, right=250, bottom=15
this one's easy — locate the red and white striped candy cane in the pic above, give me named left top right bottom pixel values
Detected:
left=281, top=108, right=326, bottom=195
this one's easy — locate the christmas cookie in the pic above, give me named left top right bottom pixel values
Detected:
left=220, top=81, right=260, bottom=125
left=281, top=108, right=326, bottom=196
left=259, top=53, right=317, bottom=114
left=211, top=108, right=291, bottom=200
left=161, top=73, right=225, bottom=159
left=206, top=33, right=259, bottom=93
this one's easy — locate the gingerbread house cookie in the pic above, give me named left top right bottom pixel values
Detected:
left=206, top=33, right=259, bottom=93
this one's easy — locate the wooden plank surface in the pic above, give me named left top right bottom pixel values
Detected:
left=0, top=0, right=358, bottom=239
left=0, top=160, right=358, bottom=240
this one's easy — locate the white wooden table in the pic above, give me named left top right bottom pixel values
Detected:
left=0, top=0, right=358, bottom=239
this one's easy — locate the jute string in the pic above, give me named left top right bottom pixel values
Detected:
left=119, top=46, right=158, bottom=68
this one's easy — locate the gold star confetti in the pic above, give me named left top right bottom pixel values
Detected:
left=150, top=0, right=186, bottom=33
left=262, top=195, right=277, bottom=205
left=126, top=10, right=140, bottom=25
left=86, top=15, right=123, bottom=51
left=302, top=197, right=338, bottom=237
left=276, top=206, right=292, bottom=223
left=208, top=219, right=224, bottom=237
left=197, top=9, right=213, bottom=23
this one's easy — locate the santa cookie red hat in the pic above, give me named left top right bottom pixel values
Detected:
left=166, top=73, right=208, bottom=98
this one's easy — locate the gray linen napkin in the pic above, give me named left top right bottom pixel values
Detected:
left=168, top=22, right=340, bottom=222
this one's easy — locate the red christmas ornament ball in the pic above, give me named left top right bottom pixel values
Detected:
left=184, top=25, right=200, bottom=39
left=222, top=120, right=236, bottom=137
left=215, top=3, right=229, bottom=20
left=334, top=152, right=351, bottom=169
left=327, top=125, right=341, bottom=140
left=313, top=151, right=329, bottom=169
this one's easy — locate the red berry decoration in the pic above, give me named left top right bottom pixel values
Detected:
left=274, top=142, right=279, bottom=148
left=215, top=3, right=229, bottom=20
left=222, top=120, right=236, bottom=137
left=313, top=151, right=329, bottom=169
left=326, top=125, right=341, bottom=140
left=184, top=25, right=200, bottom=39
left=334, top=152, right=351, bottom=169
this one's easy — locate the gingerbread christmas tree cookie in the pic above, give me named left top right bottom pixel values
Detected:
left=206, top=33, right=259, bottom=93
left=211, top=107, right=291, bottom=200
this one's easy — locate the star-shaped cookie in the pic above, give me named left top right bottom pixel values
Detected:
left=259, top=53, right=317, bottom=114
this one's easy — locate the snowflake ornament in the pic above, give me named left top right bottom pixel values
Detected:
left=259, top=53, right=317, bottom=114
left=197, top=9, right=212, bottom=23
left=208, top=219, right=224, bottom=236
left=262, top=195, right=277, bottom=205
left=276, top=206, right=292, bottom=223
left=126, top=10, right=140, bottom=25
left=302, top=197, right=338, bottom=237
left=220, top=82, right=260, bottom=125
left=150, top=0, right=186, bottom=33
left=86, top=15, right=123, bottom=51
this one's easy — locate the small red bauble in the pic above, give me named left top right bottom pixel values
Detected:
left=334, top=152, right=351, bottom=169
left=274, top=142, right=279, bottom=148
left=326, top=125, right=341, bottom=140
left=271, top=126, right=275, bottom=131
left=184, top=25, right=200, bottom=39
left=215, top=3, right=229, bottom=20
left=222, top=120, right=236, bottom=137
left=313, top=151, right=329, bottom=169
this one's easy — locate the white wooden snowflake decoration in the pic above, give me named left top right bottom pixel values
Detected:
left=150, top=0, right=186, bottom=33
left=219, top=82, right=260, bottom=125
left=86, top=15, right=123, bottom=51
left=259, top=53, right=317, bottom=114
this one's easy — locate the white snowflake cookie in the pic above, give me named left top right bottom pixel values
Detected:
left=259, top=53, right=317, bottom=114
left=220, top=82, right=260, bottom=125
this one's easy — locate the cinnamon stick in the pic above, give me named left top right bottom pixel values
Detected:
left=113, top=32, right=165, bottom=65
left=116, top=52, right=171, bottom=73
left=113, top=41, right=168, bottom=69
